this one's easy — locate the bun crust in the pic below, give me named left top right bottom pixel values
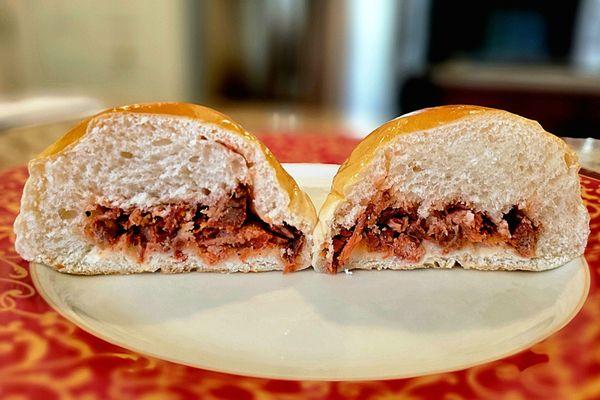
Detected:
left=314, top=105, right=589, bottom=273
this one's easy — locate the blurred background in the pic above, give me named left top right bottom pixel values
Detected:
left=0, top=0, right=599, bottom=168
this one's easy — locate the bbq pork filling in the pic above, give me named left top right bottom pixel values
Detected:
left=329, top=193, right=540, bottom=273
left=83, top=186, right=305, bottom=272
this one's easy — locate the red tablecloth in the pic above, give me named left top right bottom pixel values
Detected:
left=1, top=134, right=599, bottom=399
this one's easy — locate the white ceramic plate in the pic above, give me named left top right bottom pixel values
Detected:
left=31, top=163, right=590, bottom=381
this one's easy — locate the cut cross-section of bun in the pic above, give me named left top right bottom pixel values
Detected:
left=313, top=105, right=589, bottom=273
left=14, top=102, right=316, bottom=274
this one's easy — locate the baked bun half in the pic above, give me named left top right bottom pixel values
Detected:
left=314, top=105, right=589, bottom=273
left=15, top=102, right=316, bottom=274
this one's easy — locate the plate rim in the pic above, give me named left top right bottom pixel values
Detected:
left=30, top=257, right=591, bottom=381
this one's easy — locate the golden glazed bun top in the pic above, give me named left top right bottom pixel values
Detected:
left=37, top=102, right=316, bottom=227
left=39, top=102, right=260, bottom=157
left=325, top=104, right=573, bottom=205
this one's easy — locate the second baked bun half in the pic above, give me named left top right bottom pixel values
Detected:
left=314, top=105, right=589, bottom=273
left=15, top=103, right=316, bottom=274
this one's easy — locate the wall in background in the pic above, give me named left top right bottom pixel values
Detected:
left=0, top=0, right=193, bottom=105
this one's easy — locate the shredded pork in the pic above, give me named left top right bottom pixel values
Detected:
left=329, top=194, right=540, bottom=273
left=84, top=186, right=304, bottom=272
